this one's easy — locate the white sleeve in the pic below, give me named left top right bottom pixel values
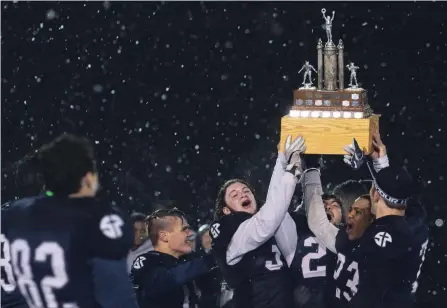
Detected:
left=302, top=169, right=338, bottom=253
left=226, top=172, right=297, bottom=265
left=373, top=155, right=390, bottom=173
left=265, top=153, right=287, bottom=203
left=274, top=212, right=297, bottom=267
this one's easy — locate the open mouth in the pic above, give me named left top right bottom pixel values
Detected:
left=326, top=211, right=333, bottom=221
left=346, top=222, right=353, bottom=233
left=242, top=199, right=251, bottom=208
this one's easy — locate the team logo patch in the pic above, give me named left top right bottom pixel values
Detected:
left=133, top=256, right=146, bottom=269
left=210, top=223, right=220, bottom=239
left=99, top=214, right=124, bottom=239
left=374, top=231, right=392, bottom=247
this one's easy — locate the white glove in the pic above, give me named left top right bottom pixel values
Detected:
left=283, top=135, right=306, bottom=177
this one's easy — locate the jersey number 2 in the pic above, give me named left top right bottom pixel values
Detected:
left=302, top=236, right=327, bottom=278
left=10, top=239, right=69, bottom=308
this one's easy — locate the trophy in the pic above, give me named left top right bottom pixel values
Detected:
left=280, top=8, right=380, bottom=155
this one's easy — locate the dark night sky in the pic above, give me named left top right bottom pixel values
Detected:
left=1, top=1, right=446, bottom=306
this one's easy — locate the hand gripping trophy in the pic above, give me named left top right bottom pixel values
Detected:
left=298, top=61, right=317, bottom=88
left=346, top=62, right=360, bottom=88
left=321, top=8, right=335, bottom=45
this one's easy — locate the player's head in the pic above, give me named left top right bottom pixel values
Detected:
left=130, top=212, right=148, bottom=248
left=198, top=224, right=212, bottom=252
left=14, top=155, right=45, bottom=197
left=147, top=208, right=194, bottom=258
left=322, top=194, right=343, bottom=225
left=346, top=194, right=374, bottom=240
left=214, top=179, right=258, bottom=220
left=332, top=179, right=370, bottom=222
left=36, top=134, right=99, bottom=197
left=369, top=166, right=414, bottom=215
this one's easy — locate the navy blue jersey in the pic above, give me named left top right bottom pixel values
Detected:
left=330, top=215, right=426, bottom=308
left=2, top=195, right=133, bottom=308
left=1, top=203, right=29, bottom=308
left=290, top=212, right=336, bottom=308
left=210, top=212, right=294, bottom=308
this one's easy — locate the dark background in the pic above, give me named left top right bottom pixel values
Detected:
left=2, top=1, right=446, bottom=306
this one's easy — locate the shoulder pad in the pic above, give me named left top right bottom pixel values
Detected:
left=88, top=202, right=133, bottom=260
left=210, top=212, right=252, bottom=249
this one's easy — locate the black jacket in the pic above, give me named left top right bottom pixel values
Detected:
left=131, top=250, right=215, bottom=308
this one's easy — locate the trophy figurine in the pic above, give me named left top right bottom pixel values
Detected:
left=279, top=8, right=380, bottom=155
left=346, top=62, right=360, bottom=89
left=298, top=61, right=317, bottom=89
left=322, top=8, right=335, bottom=46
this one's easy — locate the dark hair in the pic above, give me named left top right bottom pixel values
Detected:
left=146, top=208, right=186, bottom=246
left=357, top=194, right=371, bottom=203
left=322, top=193, right=342, bottom=207
left=332, top=180, right=370, bottom=220
left=14, top=155, right=44, bottom=197
left=36, top=134, right=97, bottom=195
left=214, top=178, right=259, bottom=221
left=130, top=212, right=147, bottom=224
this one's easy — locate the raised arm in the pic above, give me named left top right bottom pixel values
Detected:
left=266, top=148, right=300, bottom=267
left=226, top=136, right=305, bottom=265
left=302, top=169, right=339, bottom=253
left=343, top=132, right=390, bottom=173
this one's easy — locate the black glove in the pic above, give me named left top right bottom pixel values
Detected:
left=343, top=138, right=365, bottom=170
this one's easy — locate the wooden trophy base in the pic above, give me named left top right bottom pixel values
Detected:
left=279, top=114, right=380, bottom=155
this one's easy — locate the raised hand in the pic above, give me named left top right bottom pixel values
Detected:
left=370, top=129, right=389, bottom=171
left=343, top=138, right=365, bottom=170
left=370, top=130, right=387, bottom=160
left=283, top=135, right=306, bottom=177
left=283, top=135, right=306, bottom=164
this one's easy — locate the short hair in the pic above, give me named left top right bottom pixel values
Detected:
left=355, top=194, right=372, bottom=205
left=36, top=134, right=97, bottom=195
left=214, top=179, right=259, bottom=221
left=332, top=180, right=370, bottom=219
left=322, top=193, right=342, bottom=207
left=14, top=156, right=44, bottom=197
left=130, top=212, right=147, bottom=224
left=146, top=208, right=186, bottom=246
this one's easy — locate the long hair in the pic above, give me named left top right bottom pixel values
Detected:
left=213, top=178, right=261, bottom=221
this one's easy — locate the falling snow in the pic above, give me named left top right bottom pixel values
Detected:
left=1, top=2, right=446, bottom=304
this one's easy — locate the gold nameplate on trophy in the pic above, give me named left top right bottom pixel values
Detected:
left=280, top=8, right=380, bottom=155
